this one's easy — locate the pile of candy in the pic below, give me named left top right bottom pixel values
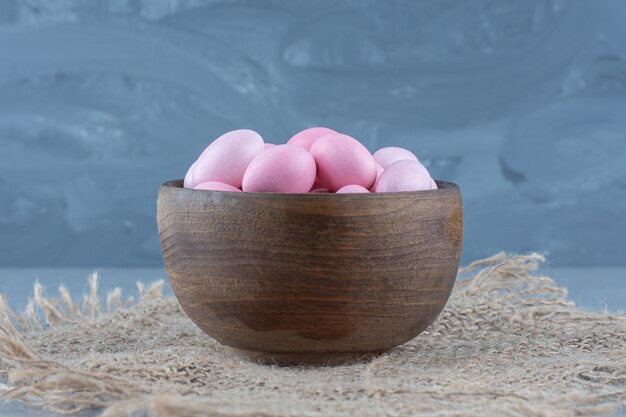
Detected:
left=183, top=128, right=437, bottom=193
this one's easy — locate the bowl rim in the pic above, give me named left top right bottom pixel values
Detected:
left=160, top=179, right=460, bottom=199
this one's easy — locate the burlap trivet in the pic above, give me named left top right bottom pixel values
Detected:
left=0, top=253, right=624, bottom=417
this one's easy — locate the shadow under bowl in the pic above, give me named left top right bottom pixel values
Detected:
left=157, top=179, right=463, bottom=365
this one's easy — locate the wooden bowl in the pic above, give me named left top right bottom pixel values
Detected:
left=157, top=179, right=462, bottom=365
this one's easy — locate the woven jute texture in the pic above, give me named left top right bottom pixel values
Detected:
left=0, top=253, right=624, bottom=417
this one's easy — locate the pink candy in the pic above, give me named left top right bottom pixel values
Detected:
left=374, top=160, right=432, bottom=193
left=287, top=127, right=336, bottom=151
left=193, top=181, right=241, bottom=192
left=373, top=147, right=419, bottom=168
left=183, top=128, right=438, bottom=194
left=310, top=133, right=377, bottom=192
left=183, top=161, right=197, bottom=189
left=336, top=185, right=370, bottom=194
left=193, top=129, right=264, bottom=188
left=242, top=145, right=316, bottom=193
left=371, top=163, right=384, bottom=191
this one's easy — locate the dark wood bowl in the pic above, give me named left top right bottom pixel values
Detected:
left=157, top=179, right=462, bottom=365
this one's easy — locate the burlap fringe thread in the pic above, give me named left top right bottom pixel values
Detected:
left=0, top=253, right=624, bottom=417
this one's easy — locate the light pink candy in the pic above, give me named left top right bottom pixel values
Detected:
left=242, top=145, right=316, bottom=193
left=336, top=184, right=370, bottom=194
left=430, top=178, right=438, bottom=189
left=287, top=127, right=336, bottom=151
left=370, top=163, right=384, bottom=191
left=375, top=163, right=384, bottom=179
left=193, top=129, right=264, bottom=188
left=264, top=143, right=276, bottom=150
left=374, top=160, right=432, bottom=192
left=373, top=147, right=419, bottom=169
left=183, top=161, right=197, bottom=189
left=193, top=181, right=241, bottom=192
left=309, top=133, right=377, bottom=192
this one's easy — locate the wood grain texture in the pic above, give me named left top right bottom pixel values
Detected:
left=157, top=179, right=463, bottom=364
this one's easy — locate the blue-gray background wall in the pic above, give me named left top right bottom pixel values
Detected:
left=1, top=0, right=625, bottom=267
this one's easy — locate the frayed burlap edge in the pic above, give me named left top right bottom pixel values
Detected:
left=0, top=278, right=164, bottom=414
left=0, top=253, right=624, bottom=417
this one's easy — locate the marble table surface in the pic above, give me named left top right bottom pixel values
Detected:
left=0, top=266, right=624, bottom=417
